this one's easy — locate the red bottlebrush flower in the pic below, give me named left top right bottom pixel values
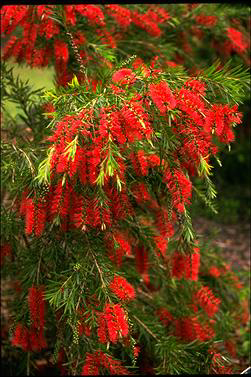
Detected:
left=96, top=27, right=116, bottom=48
left=106, top=230, right=131, bottom=267
left=131, top=182, right=151, bottom=203
left=39, top=18, right=60, bottom=39
left=149, top=81, right=177, bottom=113
left=34, top=199, right=47, bottom=236
left=156, top=308, right=173, bottom=326
left=105, top=5, right=131, bottom=29
left=28, top=285, right=45, bottom=329
left=77, top=309, right=92, bottom=337
left=1, top=5, right=29, bottom=35
left=25, top=198, right=35, bottom=235
left=135, top=246, right=149, bottom=284
left=175, top=316, right=215, bottom=343
left=112, top=68, right=136, bottom=86
left=163, top=168, right=192, bottom=212
left=209, top=266, right=221, bottom=278
left=82, top=353, right=100, bottom=375
left=11, top=323, right=29, bottom=351
left=97, top=315, right=108, bottom=344
left=133, top=346, right=140, bottom=358
left=148, top=153, right=161, bottom=168
left=109, top=275, right=136, bottom=301
left=74, top=31, right=86, bottom=46
left=97, top=303, right=129, bottom=344
left=54, top=39, right=69, bottom=64
left=227, top=27, right=249, bottom=53
left=194, top=286, right=221, bottom=317
left=171, top=247, right=200, bottom=281
left=211, top=103, right=242, bottom=144
left=50, top=181, right=63, bottom=218
left=64, top=5, right=76, bottom=25
left=191, top=246, right=200, bottom=281
left=195, top=14, right=218, bottom=27
left=114, top=231, right=131, bottom=255
left=131, top=10, right=162, bottom=37
left=153, top=235, right=168, bottom=257
left=171, top=251, right=187, bottom=279
left=185, top=79, right=206, bottom=96
left=29, top=326, right=47, bottom=351
left=75, top=5, right=105, bottom=26
left=82, top=351, right=129, bottom=375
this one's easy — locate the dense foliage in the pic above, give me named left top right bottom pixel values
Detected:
left=1, top=4, right=250, bottom=375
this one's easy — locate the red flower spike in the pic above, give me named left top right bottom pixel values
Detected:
left=156, top=308, right=173, bottom=326
left=82, top=350, right=129, bottom=375
left=209, top=266, right=221, bottom=278
left=149, top=81, right=177, bottom=114
left=112, top=68, right=136, bottom=86
left=194, top=286, right=221, bottom=317
left=97, top=303, right=129, bottom=344
left=25, top=199, right=35, bottom=235
left=28, top=285, right=45, bottom=329
left=227, top=27, right=249, bottom=53
left=109, top=275, right=135, bottom=301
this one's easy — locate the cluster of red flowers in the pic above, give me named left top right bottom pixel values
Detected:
left=171, top=247, right=200, bottom=281
left=195, top=14, right=218, bottom=27
left=163, top=168, right=192, bottom=213
left=156, top=308, right=173, bottom=327
left=82, top=350, right=129, bottom=375
left=77, top=309, right=92, bottom=337
left=105, top=5, right=132, bottom=29
left=97, top=303, right=129, bottom=344
left=112, top=68, right=136, bottom=86
left=149, top=81, right=177, bottom=113
left=109, top=275, right=135, bottom=301
left=194, top=286, right=221, bottom=317
left=1, top=4, right=172, bottom=78
left=12, top=285, right=47, bottom=351
left=209, top=350, right=233, bottom=374
left=227, top=27, right=249, bottom=53
left=174, top=316, right=215, bottom=342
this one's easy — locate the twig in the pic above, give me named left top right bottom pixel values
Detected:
left=133, top=314, right=158, bottom=340
left=36, top=250, right=43, bottom=285
left=23, top=233, right=31, bottom=251
left=27, top=352, right=30, bottom=376
left=85, top=235, right=106, bottom=288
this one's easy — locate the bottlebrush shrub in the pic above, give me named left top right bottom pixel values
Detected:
left=1, top=4, right=250, bottom=376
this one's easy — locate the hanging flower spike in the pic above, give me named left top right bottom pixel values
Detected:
left=156, top=308, right=173, bottom=326
left=82, top=350, right=129, bottom=375
left=153, top=235, right=168, bottom=257
left=82, top=353, right=100, bottom=375
left=97, top=303, right=129, bottom=344
left=194, top=286, right=221, bottom=317
left=25, top=198, right=35, bottom=235
left=190, top=246, right=200, bottom=281
left=112, top=68, right=136, bottom=86
left=28, top=285, right=45, bottom=329
left=105, top=5, right=132, bottom=29
left=149, top=81, right=177, bottom=114
left=209, top=266, right=221, bottom=278
left=135, top=246, right=149, bottom=284
left=227, top=27, right=249, bottom=53
left=109, top=275, right=136, bottom=301
left=11, top=323, right=30, bottom=351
